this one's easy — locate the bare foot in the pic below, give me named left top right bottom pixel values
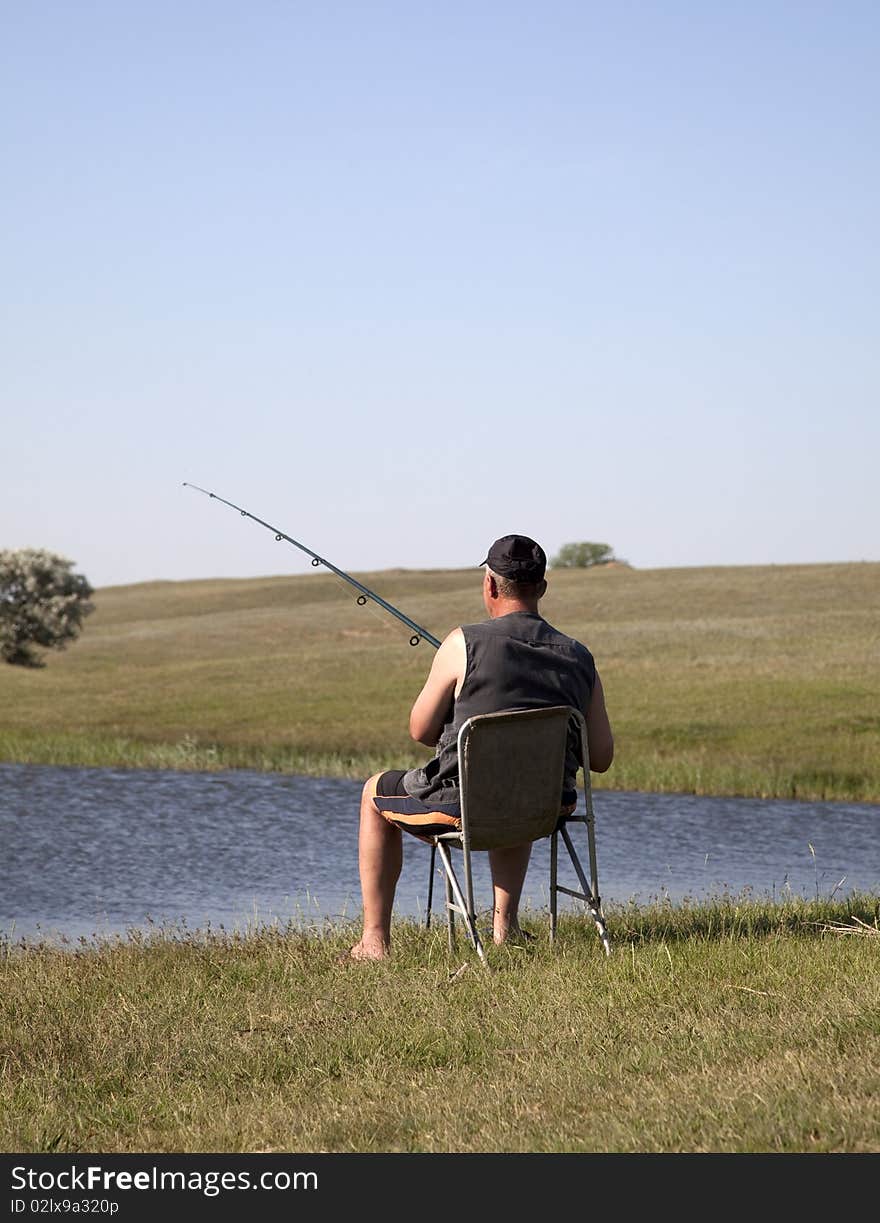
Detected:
left=493, top=925, right=536, bottom=946
left=341, top=937, right=390, bottom=962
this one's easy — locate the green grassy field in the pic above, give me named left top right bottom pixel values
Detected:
left=1, top=561, right=878, bottom=800
left=3, top=898, right=878, bottom=1153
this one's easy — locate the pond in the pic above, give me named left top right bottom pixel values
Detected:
left=2, top=763, right=878, bottom=943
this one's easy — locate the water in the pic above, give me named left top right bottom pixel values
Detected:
left=2, top=763, right=878, bottom=943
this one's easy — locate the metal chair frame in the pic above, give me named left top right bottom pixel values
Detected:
left=421, top=705, right=611, bottom=966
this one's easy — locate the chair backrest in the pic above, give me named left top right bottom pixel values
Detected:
left=457, top=705, right=586, bottom=851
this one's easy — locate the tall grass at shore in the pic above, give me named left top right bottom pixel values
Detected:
left=1, top=561, right=878, bottom=800
left=2, top=896, right=878, bottom=1153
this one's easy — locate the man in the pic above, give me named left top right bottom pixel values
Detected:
left=347, top=535, right=614, bottom=961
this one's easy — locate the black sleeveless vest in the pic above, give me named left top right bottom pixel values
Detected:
left=402, top=611, right=596, bottom=808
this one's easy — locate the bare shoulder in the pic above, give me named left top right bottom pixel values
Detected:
left=435, top=625, right=466, bottom=673
left=441, top=625, right=465, bottom=650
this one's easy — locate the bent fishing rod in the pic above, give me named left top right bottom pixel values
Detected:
left=183, top=482, right=441, bottom=649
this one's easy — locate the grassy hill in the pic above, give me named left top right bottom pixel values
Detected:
left=1, top=561, right=878, bottom=800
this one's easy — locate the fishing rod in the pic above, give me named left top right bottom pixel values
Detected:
left=183, top=482, right=441, bottom=649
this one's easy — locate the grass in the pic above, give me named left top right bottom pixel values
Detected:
left=2, top=896, right=879, bottom=1153
left=1, top=561, right=878, bottom=800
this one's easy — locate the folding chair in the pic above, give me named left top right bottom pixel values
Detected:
left=421, top=705, right=611, bottom=966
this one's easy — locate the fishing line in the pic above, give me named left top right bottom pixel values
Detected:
left=183, top=482, right=441, bottom=649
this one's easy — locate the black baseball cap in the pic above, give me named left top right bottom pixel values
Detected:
left=480, top=535, right=547, bottom=582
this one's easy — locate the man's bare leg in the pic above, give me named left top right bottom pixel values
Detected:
left=348, top=773, right=402, bottom=961
left=488, top=843, right=533, bottom=944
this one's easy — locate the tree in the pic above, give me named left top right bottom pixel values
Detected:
left=550, top=541, right=617, bottom=569
left=0, top=549, right=94, bottom=668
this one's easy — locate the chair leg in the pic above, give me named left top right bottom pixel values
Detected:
left=549, top=830, right=558, bottom=944
left=426, top=844, right=436, bottom=929
left=461, top=841, right=478, bottom=944
left=436, top=842, right=488, bottom=967
left=559, top=821, right=611, bottom=956
left=444, top=868, right=455, bottom=955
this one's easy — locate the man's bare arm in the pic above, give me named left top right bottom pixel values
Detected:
left=586, top=671, right=614, bottom=773
left=409, top=628, right=467, bottom=746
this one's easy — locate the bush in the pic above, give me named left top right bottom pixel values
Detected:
left=0, top=549, right=94, bottom=668
left=550, top=541, right=617, bottom=569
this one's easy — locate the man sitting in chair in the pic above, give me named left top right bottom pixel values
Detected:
left=347, top=534, right=614, bottom=961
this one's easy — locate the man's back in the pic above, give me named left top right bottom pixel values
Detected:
left=402, top=610, right=596, bottom=807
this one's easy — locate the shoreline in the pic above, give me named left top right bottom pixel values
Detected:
left=4, top=892, right=878, bottom=950
left=2, top=733, right=878, bottom=804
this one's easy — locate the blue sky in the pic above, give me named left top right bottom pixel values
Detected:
left=3, top=1, right=877, bottom=587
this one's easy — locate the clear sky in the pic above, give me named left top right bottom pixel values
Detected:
left=3, top=1, right=877, bottom=588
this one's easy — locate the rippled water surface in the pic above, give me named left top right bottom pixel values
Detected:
left=2, top=763, right=878, bottom=942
